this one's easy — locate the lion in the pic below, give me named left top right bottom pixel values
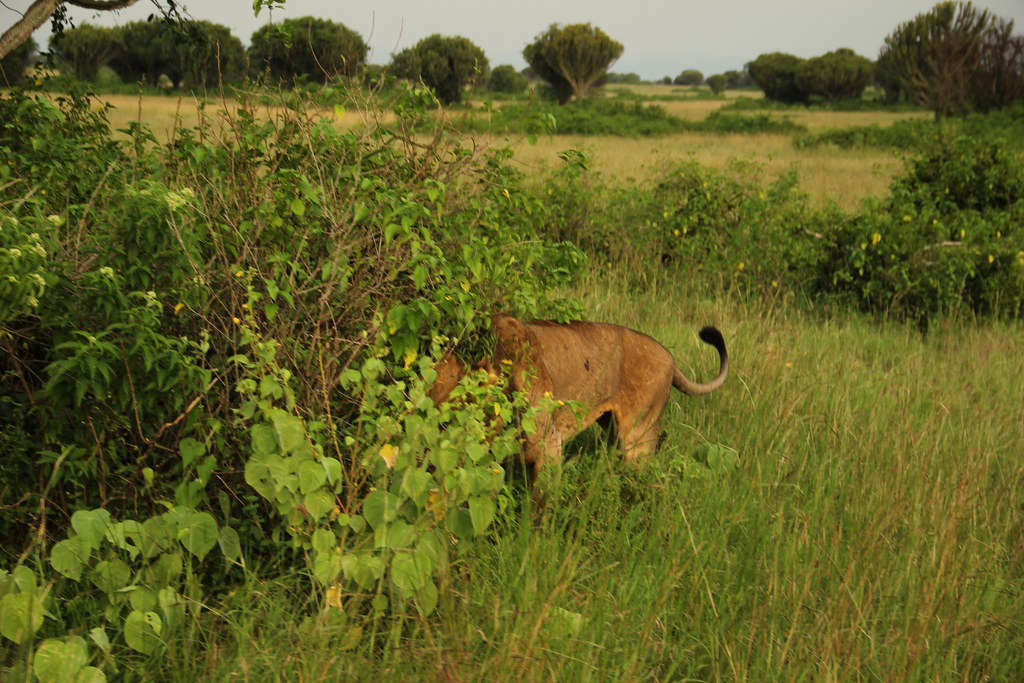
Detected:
left=431, top=314, right=728, bottom=495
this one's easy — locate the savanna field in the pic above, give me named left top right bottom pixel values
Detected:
left=2, top=80, right=1023, bottom=682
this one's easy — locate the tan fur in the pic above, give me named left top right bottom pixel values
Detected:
left=490, top=314, right=728, bottom=475
left=430, top=315, right=728, bottom=484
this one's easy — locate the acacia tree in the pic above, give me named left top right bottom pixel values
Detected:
left=523, top=23, right=623, bottom=104
left=249, top=16, right=368, bottom=84
left=877, top=1, right=1023, bottom=116
left=51, top=24, right=121, bottom=81
left=795, top=48, right=873, bottom=101
left=674, top=69, right=703, bottom=86
left=390, top=34, right=488, bottom=105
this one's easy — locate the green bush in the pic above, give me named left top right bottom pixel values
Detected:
left=0, top=85, right=583, bottom=675
left=815, top=134, right=1024, bottom=320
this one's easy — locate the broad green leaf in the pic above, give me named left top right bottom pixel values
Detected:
left=0, top=591, right=45, bottom=644
left=88, top=627, right=110, bottom=654
left=90, top=559, right=130, bottom=595
left=445, top=508, right=475, bottom=541
left=218, top=526, right=241, bottom=563
left=128, top=586, right=157, bottom=612
left=400, top=469, right=433, bottom=504
left=51, top=537, right=88, bottom=581
left=311, top=528, right=336, bottom=554
left=290, top=198, right=305, bottom=216
left=374, top=520, right=414, bottom=550
left=250, top=424, right=278, bottom=456
left=361, top=490, right=398, bottom=530
left=304, top=489, right=335, bottom=521
left=179, top=511, right=218, bottom=560
left=340, top=552, right=383, bottom=590
left=269, top=409, right=307, bottom=455
left=33, top=636, right=88, bottom=683
left=391, top=552, right=425, bottom=594
left=124, top=610, right=162, bottom=655
left=11, top=565, right=36, bottom=593
left=75, top=666, right=106, bottom=683
left=70, top=509, right=111, bottom=551
left=158, top=588, right=184, bottom=630
left=322, top=457, right=342, bottom=485
left=244, top=452, right=282, bottom=501
left=179, top=438, right=205, bottom=468
left=414, top=581, right=439, bottom=614
left=469, top=496, right=496, bottom=535
left=139, top=515, right=174, bottom=559
left=297, top=459, right=327, bottom=494
left=312, top=551, right=343, bottom=586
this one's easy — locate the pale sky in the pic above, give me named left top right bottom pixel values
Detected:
left=9, top=0, right=1024, bottom=80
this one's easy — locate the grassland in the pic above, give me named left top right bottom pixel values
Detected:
left=92, top=88, right=921, bottom=211
left=6, top=87, right=1021, bottom=681
left=155, top=273, right=1024, bottom=680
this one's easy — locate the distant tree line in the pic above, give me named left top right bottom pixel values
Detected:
left=746, top=1, right=1022, bottom=116
left=15, top=0, right=1021, bottom=115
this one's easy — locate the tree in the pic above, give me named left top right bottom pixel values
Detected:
left=795, top=48, right=873, bottom=101
left=178, top=21, right=246, bottom=89
left=50, top=24, right=121, bottom=82
left=108, top=21, right=182, bottom=86
left=488, top=64, right=528, bottom=94
left=877, top=1, right=1022, bottom=116
left=0, top=35, right=36, bottom=86
left=391, top=34, right=488, bottom=105
left=0, top=0, right=140, bottom=61
left=674, top=69, right=703, bottom=86
left=975, top=17, right=1024, bottom=111
left=249, top=16, right=367, bottom=84
left=746, top=52, right=808, bottom=103
left=724, top=69, right=754, bottom=88
left=706, top=73, right=727, bottom=94
left=523, top=23, right=623, bottom=104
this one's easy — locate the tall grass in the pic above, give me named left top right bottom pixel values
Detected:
left=153, top=273, right=1024, bottom=680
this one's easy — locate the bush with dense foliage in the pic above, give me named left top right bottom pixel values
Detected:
left=0, top=85, right=582, bottom=678
left=391, top=34, right=489, bottom=105
left=795, top=48, right=873, bottom=101
left=746, top=52, right=809, bottom=104
left=488, top=64, right=528, bottom=94
left=249, top=16, right=368, bottom=84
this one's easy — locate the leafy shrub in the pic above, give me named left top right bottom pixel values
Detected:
left=815, top=134, right=1024, bottom=320
left=0, top=84, right=583, bottom=675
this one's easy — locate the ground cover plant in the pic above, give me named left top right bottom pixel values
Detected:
left=2, top=83, right=1023, bottom=680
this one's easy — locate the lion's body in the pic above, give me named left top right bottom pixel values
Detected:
left=490, top=315, right=728, bottom=472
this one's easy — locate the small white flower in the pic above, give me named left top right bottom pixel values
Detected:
left=32, top=244, right=46, bottom=257
left=47, top=215, right=64, bottom=227
left=31, top=273, right=45, bottom=287
left=7, top=248, right=21, bottom=258
left=98, top=266, right=114, bottom=278
left=26, top=295, right=38, bottom=308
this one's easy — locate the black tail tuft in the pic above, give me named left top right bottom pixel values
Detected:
left=698, top=326, right=726, bottom=354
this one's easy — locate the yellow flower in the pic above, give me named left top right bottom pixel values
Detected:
left=737, top=262, right=745, bottom=271
left=232, top=316, right=241, bottom=324
left=960, top=229, right=966, bottom=239
left=403, top=347, right=417, bottom=370
left=173, top=302, right=185, bottom=315
left=902, top=215, right=911, bottom=222
left=871, top=233, right=881, bottom=245
left=235, top=270, right=244, bottom=278
left=987, top=254, right=994, bottom=264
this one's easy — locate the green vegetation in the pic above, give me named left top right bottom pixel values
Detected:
left=523, top=23, right=624, bottom=103
left=391, top=34, right=489, bottom=105
left=248, top=16, right=368, bottom=84
left=3, top=3, right=1024, bottom=677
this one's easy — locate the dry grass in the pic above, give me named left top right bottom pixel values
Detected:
left=89, top=91, right=912, bottom=211
left=507, top=132, right=900, bottom=211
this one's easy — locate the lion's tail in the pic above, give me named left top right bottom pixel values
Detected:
left=672, top=326, right=728, bottom=396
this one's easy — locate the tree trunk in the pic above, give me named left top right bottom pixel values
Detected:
left=0, top=0, right=141, bottom=61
